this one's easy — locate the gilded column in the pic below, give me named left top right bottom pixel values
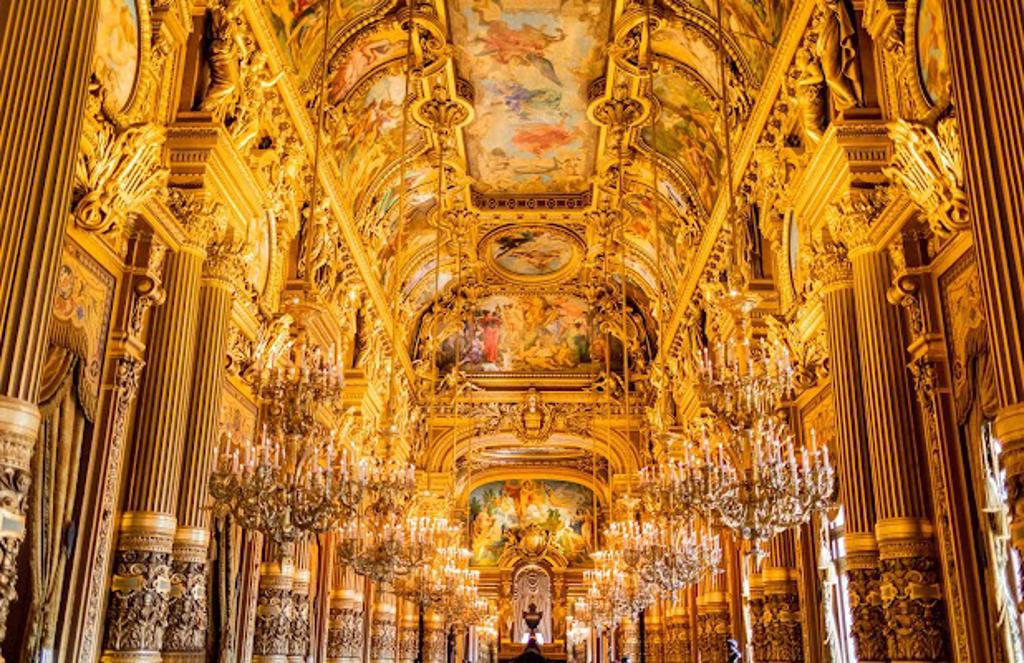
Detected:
left=370, top=588, right=398, bottom=663
left=749, top=571, right=766, bottom=663
left=619, top=619, right=638, bottom=662
left=815, top=238, right=886, bottom=662
left=942, top=0, right=1024, bottom=578
left=425, top=608, right=445, bottom=663
left=254, top=543, right=296, bottom=663
left=290, top=540, right=312, bottom=663
left=644, top=603, right=664, bottom=663
left=398, top=601, right=418, bottom=663
left=761, top=532, right=803, bottom=663
left=663, top=601, right=685, bottom=663
left=695, top=574, right=730, bottom=663
left=328, top=564, right=365, bottom=663
left=0, top=0, right=98, bottom=644
left=102, top=191, right=221, bottom=661
left=832, top=190, right=948, bottom=661
left=163, top=243, right=240, bottom=660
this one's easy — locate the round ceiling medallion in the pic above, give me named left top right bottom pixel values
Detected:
left=481, top=224, right=583, bottom=283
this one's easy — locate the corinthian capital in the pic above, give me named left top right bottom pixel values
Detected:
left=812, top=239, right=853, bottom=290
left=826, top=186, right=888, bottom=253
left=202, top=239, right=247, bottom=291
left=167, top=188, right=227, bottom=251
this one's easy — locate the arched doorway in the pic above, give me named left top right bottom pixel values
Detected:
left=512, top=564, right=553, bottom=645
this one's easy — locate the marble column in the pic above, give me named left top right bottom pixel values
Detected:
left=370, top=588, right=398, bottom=663
left=163, top=244, right=240, bottom=660
left=833, top=190, right=948, bottom=661
left=815, top=238, right=886, bottom=662
left=253, top=543, right=296, bottom=663
left=943, top=0, right=1024, bottom=575
left=0, top=0, right=98, bottom=646
left=762, top=532, right=803, bottom=663
left=102, top=192, right=222, bottom=661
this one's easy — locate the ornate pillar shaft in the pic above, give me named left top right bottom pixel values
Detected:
left=328, top=563, right=365, bottom=663
left=850, top=243, right=948, bottom=661
left=695, top=590, right=730, bottom=663
left=817, top=243, right=886, bottom=662
left=0, top=0, right=98, bottom=646
left=425, top=609, right=445, bottom=663
left=254, top=545, right=296, bottom=663
left=749, top=573, right=767, bottom=663
left=943, top=0, right=1024, bottom=571
left=163, top=249, right=236, bottom=660
left=290, top=540, right=312, bottom=663
left=761, top=532, right=803, bottom=663
left=102, top=244, right=206, bottom=660
left=370, top=588, right=397, bottom=663
left=398, top=601, right=418, bottom=663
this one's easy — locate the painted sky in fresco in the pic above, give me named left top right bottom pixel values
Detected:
left=450, top=0, right=611, bottom=194
left=469, top=479, right=594, bottom=566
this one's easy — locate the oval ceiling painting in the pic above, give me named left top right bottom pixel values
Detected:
left=483, top=225, right=582, bottom=282
left=916, top=0, right=950, bottom=105
left=94, top=0, right=141, bottom=112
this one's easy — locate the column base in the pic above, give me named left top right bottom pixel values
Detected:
left=99, top=653, right=163, bottom=663
left=161, top=653, right=206, bottom=663
left=102, top=512, right=176, bottom=657
left=877, top=519, right=947, bottom=662
left=762, top=569, right=803, bottom=663
left=164, top=527, right=210, bottom=656
left=0, top=396, right=39, bottom=642
left=845, top=534, right=887, bottom=663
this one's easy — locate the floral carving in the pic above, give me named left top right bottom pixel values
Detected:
left=763, top=591, right=804, bottom=662
left=879, top=555, right=947, bottom=661
left=846, top=566, right=888, bottom=662
left=253, top=585, right=293, bottom=656
left=163, top=559, right=209, bottom=652
left=291, top=589, right=311, bottom=657
left=103, top=549, right=173, bottom=651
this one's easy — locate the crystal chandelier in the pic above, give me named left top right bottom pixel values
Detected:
left=658, top=416, right=834, bottom=561
left=337, top=512, right=452, bottom=584
left=691, top=296, right=795, bottom=429
left=210, top=338, right=366, bottom=542
left=393, top=529, right=465, bottom=607
left=607, top=514, right=721, bottom=593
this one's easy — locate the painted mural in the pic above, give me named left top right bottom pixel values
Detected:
left=485, top=226, right=580, bottom=279
left=329, top=30, right=407, bottom=103
left=220, top=381, right=258, bottom=443
left=334, top=70, right=422, bottom=211
left=94, top=0, right=140, bottom=110
left=50, top=242, right=116, bottom=415
left=469, top=479, right=595, bottom=566
left=434, top=293, right=611, bottom=373
left=916, top=0, right=950, bottom=104
left=450, top=0, right=611, bottom=193
left=688, top=0, right=792, bottom=81
left=263, top=0, right=384, bottom=80
left=643, top=69, right=722, bottom=210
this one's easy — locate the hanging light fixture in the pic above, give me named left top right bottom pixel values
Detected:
left=210, top=336, right=366, bottom=542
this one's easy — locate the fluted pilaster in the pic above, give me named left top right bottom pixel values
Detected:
left=0, top=0, right=98, bottom=648
left=163, top=248, right=237, bottom=660
left=849, top=244, right=947, bottom=661
left=103, top=246, right=205, bottom=661
left=943, top=0, right=1024, bottom=573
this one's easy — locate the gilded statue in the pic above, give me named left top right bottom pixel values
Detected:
left=815, top=0, right=863, bottom=110
left=202, top=0, right=246, bottom=115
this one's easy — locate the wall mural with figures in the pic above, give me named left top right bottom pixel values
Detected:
left=469, top=479, right=595, bottom=566
left=430, top=292, right=623, bottom=374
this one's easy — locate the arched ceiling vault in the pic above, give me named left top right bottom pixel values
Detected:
left=260, top=0, right=795, bottom=375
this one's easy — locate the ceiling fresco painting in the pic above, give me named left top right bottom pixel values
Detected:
left=684, top=0, right=792, bottom=81
left=264, top=0, right=390, bottom=79
left=328, top=28, right=409, bottom=102
left=915, top=0, right=950, bottom=104
left=483, top=225, right=583, bottom=281
left=450, top=0, right=612, bottom=194
left=469, top=479, right=595, bottom=566
left=431, top=292, right=614, bottom=374
left=94, top=0, right=140, bottom=112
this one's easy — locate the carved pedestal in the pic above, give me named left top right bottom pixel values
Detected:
left=762, top=570, right=803, bottom=662
left=253, top=560, right=295, bottom=663
left=163, top=528, right=209, bottom=662
left=877, top=521, right=947, bottom=661
left=327, top=589, right=364, bottom=663
left=370, top=600, right=398, bottom=663
left=289, top=569, right=311, bottom=662
left=695, top=593, right=729, bottom=663
left=0, top=398, right=37, bottom=646
left=845, top=537, right=887, bottom=663
left=102, top=512, right=176, bottom=662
